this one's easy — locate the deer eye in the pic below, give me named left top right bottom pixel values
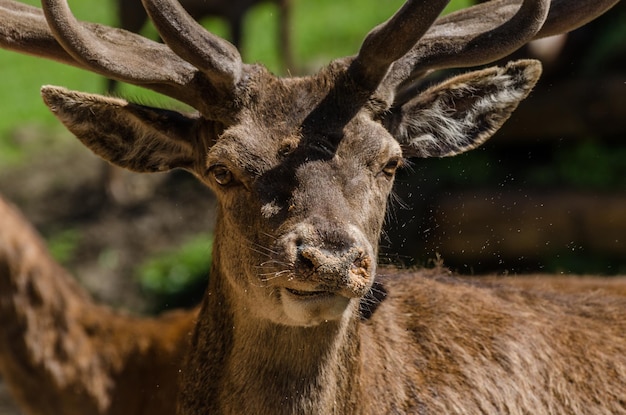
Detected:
left=209, top=165, right=233, bottom=186
left=381, top=158, right=402, bottom=178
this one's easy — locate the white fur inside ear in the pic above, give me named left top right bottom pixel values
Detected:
left=394, top=60, right=541, bottom=158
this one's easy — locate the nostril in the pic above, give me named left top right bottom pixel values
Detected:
left=350, top=253, right=372, bottom=282
left=298, top=249, right=317, bottom=270
left=352, top=253, right=371, bottom=274
left=298, top=246, right=325, bottom=271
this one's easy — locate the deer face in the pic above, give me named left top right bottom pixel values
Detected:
left=41, top=58, right=541, bottom=327
left=191, top=68, right=401, bottom=326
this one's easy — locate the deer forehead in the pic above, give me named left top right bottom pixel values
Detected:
left=204, top=112, right=399, bottom=233
left=207, top=113, right=399, bottom=180
left=205, top=70, right=401, bottom=177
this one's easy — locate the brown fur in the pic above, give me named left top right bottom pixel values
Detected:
left=1, top=1, right=625, bottom=414
left=0, top=198, right=196, bottom=415
left=2, top=195, right=625, bottom=414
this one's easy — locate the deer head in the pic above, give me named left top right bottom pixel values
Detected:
left=0, top=0, right=618, bottom=329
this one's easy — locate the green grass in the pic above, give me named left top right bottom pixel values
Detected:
left=0, top=0, right=113, bottom=165
left=0, top=0, right=473, bottom=165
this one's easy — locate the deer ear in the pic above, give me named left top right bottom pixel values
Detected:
left=41, top=86, right=201, bottom=173
left=386, top=60, right=541, bottom=158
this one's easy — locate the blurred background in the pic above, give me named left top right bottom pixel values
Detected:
left=0, top=0, right=625, bottom=314
left=0, top=0, right=625, bottom=412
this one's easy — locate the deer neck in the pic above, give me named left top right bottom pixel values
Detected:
left=177, top=258, right=364, bottom=415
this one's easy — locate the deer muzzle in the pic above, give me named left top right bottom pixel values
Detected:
left=275, top=220, right=376, bottom=300
left=275, top=232, right=375, bottom=326
left=297, top=246, right=372, bottom=298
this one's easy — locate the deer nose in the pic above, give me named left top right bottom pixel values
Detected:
left=297, top=245, right=373, bottom=297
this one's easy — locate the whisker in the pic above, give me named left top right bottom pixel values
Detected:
left=258, top=269, right=293, bottom=282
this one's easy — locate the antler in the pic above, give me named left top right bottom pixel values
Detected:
left=537, top=0, right=621, bottom=38
left=140, top=0, right=243, bottom=90
left=345, top=0, right=549, bottom=98
left=39, top=0, right=187, bottom=86
left=0, top=1, right=73, bottom=64
left=345, top=0, right=620, bottom=103
left=378, top=0, right=620, bottom=101
left=1, top=0, right=621, bottom=116
left=0, top=0, right=243, bottom=118
left=348, top=0, right=451, bottom=92
left=41, top=0, right=245, bottom=116
left=356, top=0, right=550, bottom=100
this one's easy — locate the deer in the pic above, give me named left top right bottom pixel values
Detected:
left=1, top=0, right=625, bottom=414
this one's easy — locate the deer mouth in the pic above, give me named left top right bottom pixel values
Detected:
left=285, top=288, right=334, bottom=298
left=280, top=286, right=351, bottom=326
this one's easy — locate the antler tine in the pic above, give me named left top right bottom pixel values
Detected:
left=39, top=0, right=192, bottom=84
left=37, top=0, right=215, bottom=112
left=349, top=0, right=452, bottom=92
left=536, top=0, right=621, bottom=38
left=383, top=0, right=621, bottom=102
left=382, top=0, right=550, bottom=99
left=141, top=0, right=243, bottom=90
left=0, top=0, right=76, bottom=66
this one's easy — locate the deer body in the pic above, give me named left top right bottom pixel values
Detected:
left=1, top=0, right=625, bottom=414
left=181, top=264, right=626, bottom=415
left=3, top=190, right=625, bottom=414
left=0, top=198, right=196, bottom=415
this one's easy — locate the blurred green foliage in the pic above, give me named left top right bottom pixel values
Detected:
left=555, top=140, right=626, bottom=190
left=136, top=235, right=213, bottom=311
left=47, top=228, right=81, bottom=264
left=422, top=139, right=626, bottom=191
